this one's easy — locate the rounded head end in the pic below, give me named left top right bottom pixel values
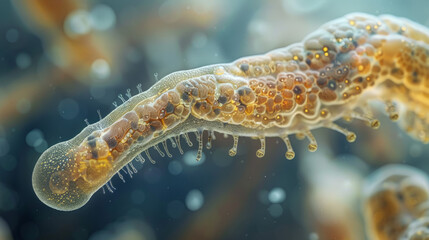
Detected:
left=32, top=142, right=92, bottom=211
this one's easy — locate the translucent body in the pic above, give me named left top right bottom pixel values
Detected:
left=363, top=165, right=429, bottom=240
left=33, top=13, right=429, bottom=210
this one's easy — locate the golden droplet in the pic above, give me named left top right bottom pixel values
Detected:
left=256, top=149, right=265, bottom=158
left=285, top=151, right=295, bottom=160
left=371, top=120, right=380, bottom=129
left=346, top=133, right=357, bottom=142
left=308, top=144, right=318, bottom=152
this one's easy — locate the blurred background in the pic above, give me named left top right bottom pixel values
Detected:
left=1, top=0, right=429, bottom=239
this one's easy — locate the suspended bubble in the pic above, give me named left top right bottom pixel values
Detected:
left=34, top=140, right=48, bottom=153
left=167, top=200, right=185, bottom=219
left=0, top=218, right=12, bottom=240
left=64, top=10, right=91, bottom=36
left=91, top=59, right=111, bottom=80
left=309, top=232, right=320, bottom=240
left=5, top=29, right=18, bottom=43
left=25, top=129, right=44, bottom=147
left=130, top=190, right=145, bottom=205
left=183, top=150, right=205, bottom=166
left=268, top=187, right=286, bottom=203
left=185, top=189, right=204, bottom=211
left=16, top=53, right=31, bottom=69
left=89, top=4, right=116, bottom=31
left=267, top=204, right=283, bottom=218
left=168, top=160, right=183, bottom=175
left=58, top=98, right=80, bottom=120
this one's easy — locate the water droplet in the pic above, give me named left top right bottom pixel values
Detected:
left=183, top=150, right=205, bottom=166
left=16, top=53, right=31, bottom=69
left=267, top=203, right=283, bottom=217
left=64, top=10, right=91, bottom=36
left=168, top=160, right=183, bottom=175
left=89, top=4, right=116, bottom=31
left=185, top=189, right=204, bottom=211
left=5, top=29, right=19, bottom=43
left=91, top=59, right=111, bottom=80
left=268, top=187, right=286, bottom=203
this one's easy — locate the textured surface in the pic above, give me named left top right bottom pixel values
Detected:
left=33, top=13, right=429, bottom=211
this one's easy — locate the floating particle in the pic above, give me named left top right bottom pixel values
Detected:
left=58, top=98, right=80, bottom=120
left=91, top=59, right=111, bottom=80
left=89, top=4, right=116, bottom=31
left=185, top=189, right=204, bottom=211
left=267, top=203, right=283, bottom=218
left=168, top=160, right=183, bottom=175
left=64, top=10, right=91, bottom=36
left=268, top=187, right=286, bottom=203
left=25, top=129, right=44, bottom=148
left=5, top=29, right=18, bottom=43
left=16, top=53, right=31, bottom=69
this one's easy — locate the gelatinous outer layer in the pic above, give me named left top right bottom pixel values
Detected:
left=33, top=13, right=429, bottom=210
left=363, top=165, right=429, bottom=240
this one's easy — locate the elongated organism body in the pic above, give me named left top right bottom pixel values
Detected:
left=33, top=13, right=429, bottom=210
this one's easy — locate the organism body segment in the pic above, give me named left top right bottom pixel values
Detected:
left=33, top=13, right=429, bottom=210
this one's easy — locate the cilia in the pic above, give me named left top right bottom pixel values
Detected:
left=33, top=13, right=429, bottom=210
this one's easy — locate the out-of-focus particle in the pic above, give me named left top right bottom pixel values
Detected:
left=58, top=98, right=80, bottom=120
left=5, top=29, right=18, bottom=43
left=64, top=10, right=91, bottom=36
left=0, top=218, right=12, bottom=240
left=268, top=187, right=286, bottom=203
left=89, top=4, right=116, bottom=31
left=16, top=53, right=31, bottom=69
left=91, top=59, right=111, bottom=80
left=183, top=150, right=205, bottom=166
left=309, top=232, right=319, bottom=240
left=185, top=189, right=204, bottom=211
left=25, top=129, right=44, bottom=147
left=267, top=203, right=283, bottom=217
left=168, top=160, right=183, bottom=175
